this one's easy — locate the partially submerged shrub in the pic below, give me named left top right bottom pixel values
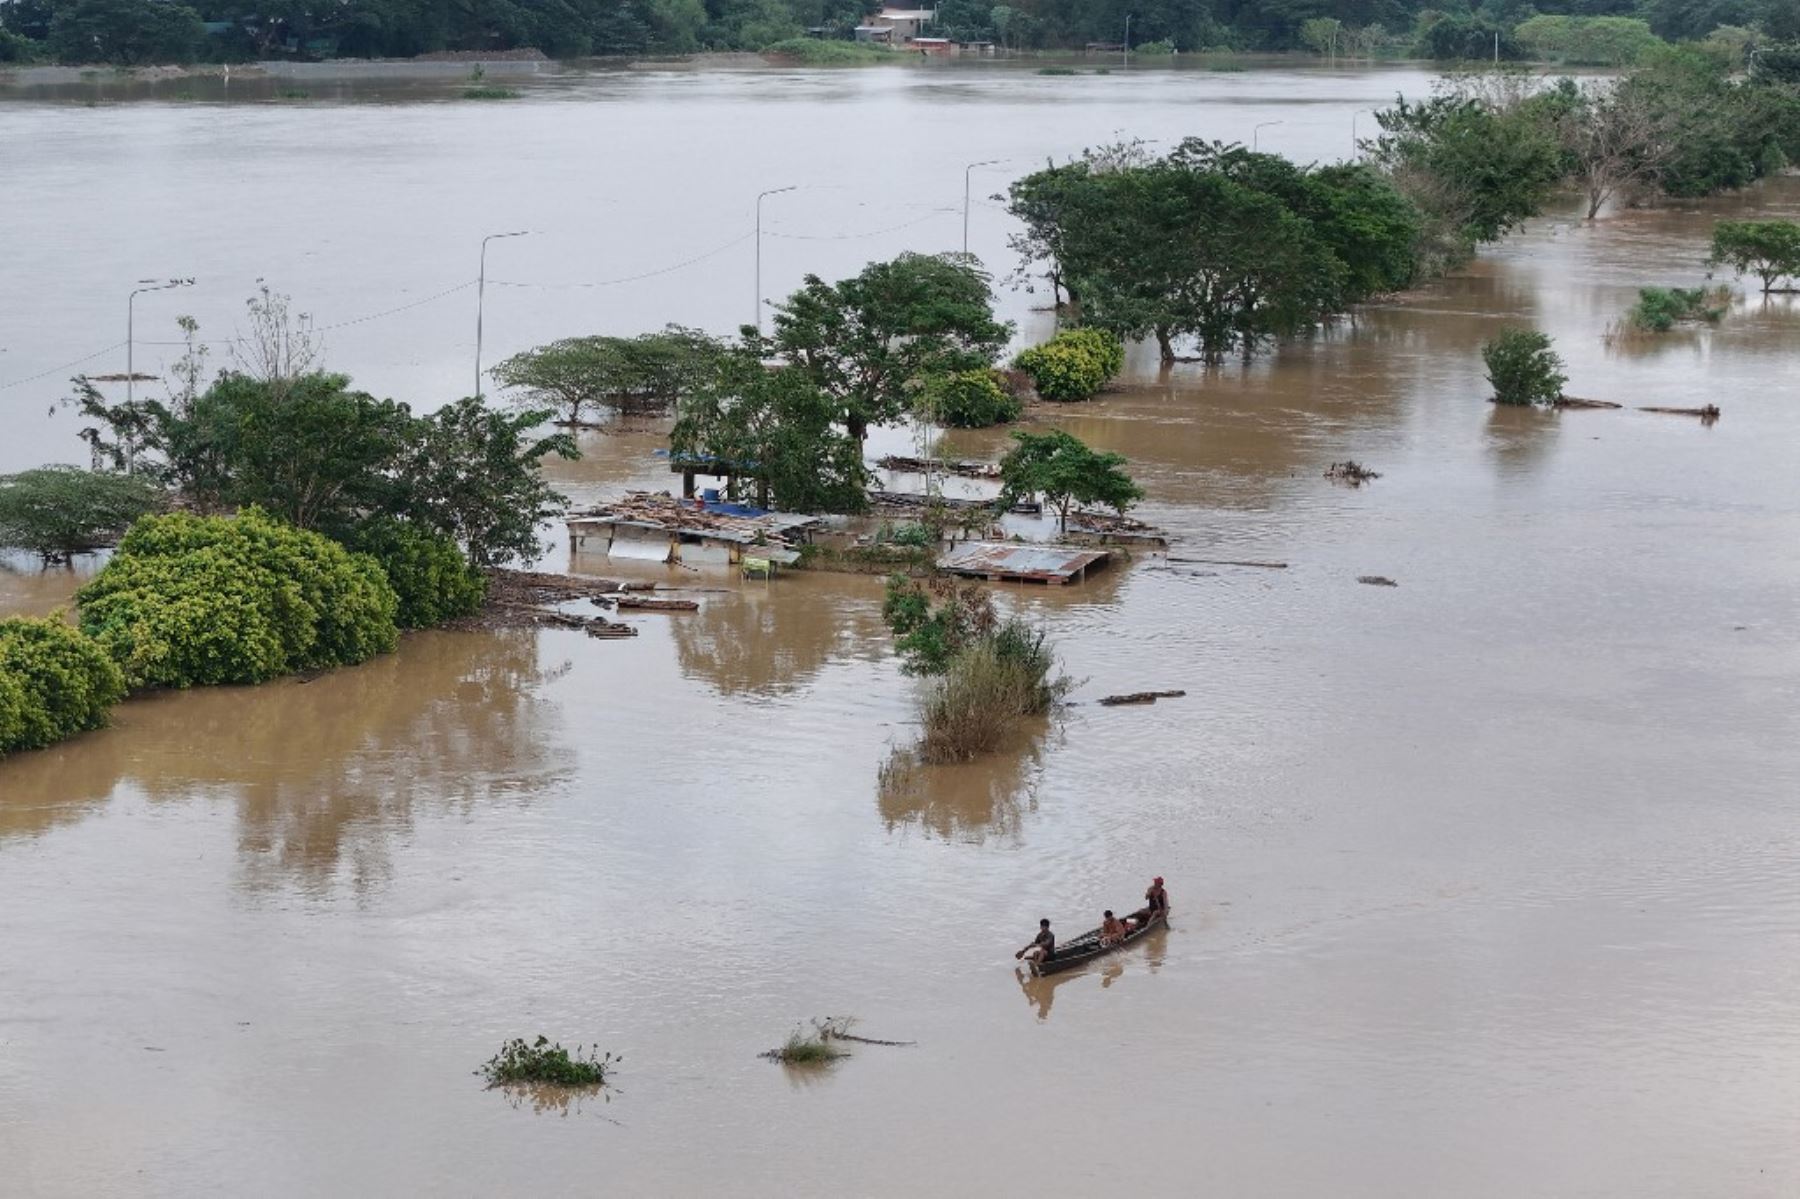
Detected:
left=1013, top=328, right=1124, bottom=402
left=345, top=518, right=486, bottom=630
left=1136, top=38, right=1176, bottom=55
left=463, top=86, right=521, bottom=100
left=920, top=370, right=1021, bottom=429
left=1626, top=286, right=1728, bottom=332
left=76, top=508, right=399, bottom=689
left=479, top=1036, right=617, bottom=1087
left=0, top=466, right=165, bottom=564
left=1482, top=329, right=1567, bottom=406
left=918, top=629, right=1063, bottom=764
left=0, top=616, right=126, bottom=757
left=883, top=576, right=998, bottom=675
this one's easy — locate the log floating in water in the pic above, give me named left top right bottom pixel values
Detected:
left=1357, top=575, right=1398, bottom=587
left=1165, top=557, right=1288, bottom=569
left=1098, top=689, right=1187, bottom=706
left=1553, top=396, right=1623, bottom=410
left=614, top=595, right=699, bottom=612
left=1639, top=404, right=1721, bottom=422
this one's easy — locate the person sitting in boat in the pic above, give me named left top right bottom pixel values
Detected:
left=1100, top=910, right=1127, bottom=946
left=1015, top=919, right=1054, bottom=964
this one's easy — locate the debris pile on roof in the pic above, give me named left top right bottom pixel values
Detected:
left=570, top=491, right=821, bottom=548
left=876, top=455, right=1002, bottom=480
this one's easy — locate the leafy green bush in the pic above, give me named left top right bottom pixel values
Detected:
left=1037, top=66, right=1078, bottom=75
left=76, top=509, right=398, bottom=690
left=345, top=518, right=486, bottom=630
left=0, top=616, right=127, bottom=757
left=761, top=38, right=896, bottom=65
left=998, top=428, right=1143, bottom=527
left=479, top=1036, right=617, bottom=1087
left=1013, top=328, right=1123, bottom=402
left=1137, top=38, right=1176, bottom=54
left=920, top=369, right=1022, bottom=428
left=0, top=466, right=165, bottom=564
left=1482, top=329, right=1566, bottom=406
left=462, top=85, right=521, bottom=100
left=1625, top=287, right=1727, bottom=332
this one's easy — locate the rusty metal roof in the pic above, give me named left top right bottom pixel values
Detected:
left=938, top=542, right=1110, bottom=584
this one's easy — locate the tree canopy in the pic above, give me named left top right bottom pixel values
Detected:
left=766, top=252, right=1012, bottom=442
left=997, top=429, right=1143, bottom=528
left=490, top=326, right=726, bottom=425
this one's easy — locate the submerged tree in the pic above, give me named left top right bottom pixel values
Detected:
left=766, top=252, right=1012, bottom=442
left=1483, top=329, right=1567, bottom=406
left=670, top=345, right=870, bottom=514
left=0, top=466, right=165, bottom=564
left=1710, top=220, right=1800, bottom=293
left=491, top=326, right=725, bottom=425
left=997, top=429, right=1143, bottom=528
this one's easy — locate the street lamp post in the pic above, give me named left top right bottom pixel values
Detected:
left=963, top=159, right=1001, bottom=256
left=755, top=186, right=797, bottom=335
left=127, top=276, right=193, bottom=418
left=1123, top=14, right=1132, bottom=67
left=476, top=231, right=529, bottom=399
left=1252, top=119, right=1283, bottom=151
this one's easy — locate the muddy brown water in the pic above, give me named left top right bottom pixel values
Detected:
left=4, top=67, right=1800, bottom=1197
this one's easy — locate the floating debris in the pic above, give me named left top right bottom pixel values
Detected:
left=1098, top=689, right=1187, bottom=706
left=1553, top=396, right=1622, bottom=410
left=568, top=491, right=820, bottom=568
left=1357, top=575, right=1398, bottom=587
left=613, top=595, right=699, bottom=612
left=1065, top=509, right=1169, bottom=547
left=1639, top=404, right=1721, bottom=424
left=1325, top=460, right=1382, bottom=485
left=876, top=455, right=1001, bottom=480
left=1166, top=556, right=1288, bottom=570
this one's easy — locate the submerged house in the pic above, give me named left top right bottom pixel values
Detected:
left=567, top=492, right=822, bottom=568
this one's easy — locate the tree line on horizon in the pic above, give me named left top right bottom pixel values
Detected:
left=2, top=0, right=1796, bottom=65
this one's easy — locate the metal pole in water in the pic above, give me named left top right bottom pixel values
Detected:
left=755, top=186, right=797, bottom=336
left=475, top=231, right=528, bottom=398
left=963, top=160, right=1000, bottom=256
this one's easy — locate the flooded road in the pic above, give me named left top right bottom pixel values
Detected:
left=4, top=67, right=1800, bottom=1197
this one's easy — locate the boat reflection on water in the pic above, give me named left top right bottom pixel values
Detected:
left=1014, top=921, right=1171, bottom=1022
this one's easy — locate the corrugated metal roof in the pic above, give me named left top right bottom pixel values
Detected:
left=938, top=542, right=1110, bottom=584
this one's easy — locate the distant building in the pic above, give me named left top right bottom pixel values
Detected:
left=853, top=25, right=895, bottom=43
left=872, top=7, right=939, bottom=43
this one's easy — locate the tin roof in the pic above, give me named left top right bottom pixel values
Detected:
left=938, top=542, right=1111, bottom=584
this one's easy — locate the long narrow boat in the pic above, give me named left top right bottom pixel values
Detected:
left=1030, top=910, right=1165, bottom=977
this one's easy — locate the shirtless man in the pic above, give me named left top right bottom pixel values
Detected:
left=1100, top=910, right=1127, bottom=946
left=1016, top=918, right=1055, bottom=964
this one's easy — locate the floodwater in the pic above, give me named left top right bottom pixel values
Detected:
left=4, top=65, right=1800, bottom=1198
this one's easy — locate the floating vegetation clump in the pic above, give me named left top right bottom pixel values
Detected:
left=464, top=85, right=522, bottom=100
left=478, top=1036, right=617, bottom=1087
left=1325, top=460, right=1381, bottom=486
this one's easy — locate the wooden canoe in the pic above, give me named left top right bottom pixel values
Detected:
left=1029, top=910, right=1165, bottom=977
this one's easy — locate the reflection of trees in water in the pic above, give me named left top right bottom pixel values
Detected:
left=0, top=630, right=567, bottom=894
left=876, top=720, right=1050, bottom=843
left=493, top=1082, right=618, bottom=1119
left=1484, top=403, right=1560, bottom=475
left=670, top=588, right=879, bottom=698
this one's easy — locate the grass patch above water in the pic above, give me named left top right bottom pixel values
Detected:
left=761, top=38, right=899, bottom=65
left=478, top=1036, right=617, bottom=1087
left=463, top=85, right=522, bottom=100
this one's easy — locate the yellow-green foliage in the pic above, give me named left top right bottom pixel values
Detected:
left=346, top=518, right=487, bottom=630
left=1013, top=328, right=1125, bottom=401
left=921, top=369, right=1023, bottom=428
left=76, top=508, right=399, bottom=690
left=0, top=616, right=126, bottom=757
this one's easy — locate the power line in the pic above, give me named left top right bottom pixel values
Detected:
left=0, top=342, right=128, bottom=393
left=488, top=230, right=756, bottom=290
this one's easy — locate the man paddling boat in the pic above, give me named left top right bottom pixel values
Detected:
left=1016, top=918, right=1054, bottom=965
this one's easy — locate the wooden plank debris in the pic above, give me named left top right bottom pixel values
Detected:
left=1098, top=690, right=1186, bottom=706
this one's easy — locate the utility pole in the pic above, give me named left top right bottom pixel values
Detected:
left=1253, top=120, right=1282, bottom=151
left=963, top=159, right=1000, bottom=256
left=755, top=186, right=798, bottom=335
left=476, top=231, right=528, bottom=399
left=126, top=277, right=193, bottom=469
left=1123, top=13, right=1132, bottom=67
